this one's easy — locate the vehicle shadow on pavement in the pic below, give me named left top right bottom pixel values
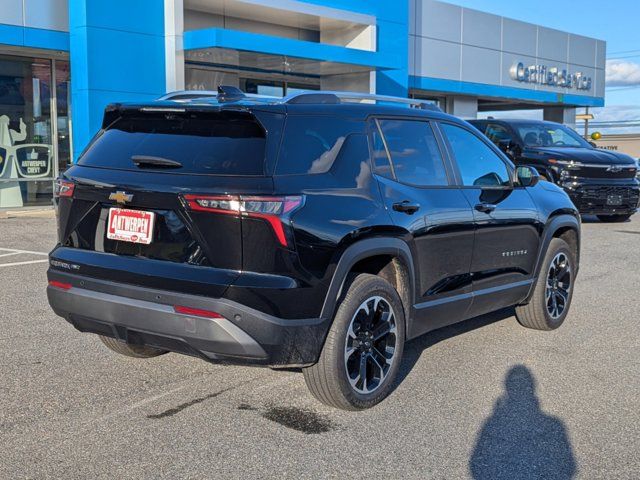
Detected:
left=468, top=365, right=577, bottom=480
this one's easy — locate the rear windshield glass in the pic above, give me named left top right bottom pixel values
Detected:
left=78, top=111, right=266, bottom=175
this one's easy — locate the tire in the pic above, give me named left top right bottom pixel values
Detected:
left=303, top=273, right=406, bottom=410
left=597, top=214, right=632, bottom=223
left=515, top=238, right=576, bottom=331
left=99, top=335, right=167, bottom=358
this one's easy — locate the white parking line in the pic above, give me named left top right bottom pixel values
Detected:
left=0, top=252, right=22, bottom=258
left=0, top=247, right=48, bottom=256
left=0, top=259, right=49, bottom=268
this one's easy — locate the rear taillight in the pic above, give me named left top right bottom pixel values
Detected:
left=54, top=179, right=75, bottom=198
left=184, top=194, right=304, bottom=248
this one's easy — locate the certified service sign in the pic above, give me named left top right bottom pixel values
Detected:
left=510, top=62, right=592, bottom=91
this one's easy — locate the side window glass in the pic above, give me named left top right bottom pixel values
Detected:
left=277, top=116, right=360, bottom=175
left=440, top=123, right=511, bottom=187
left=374, top=119, right=449, bottom=187
left=485, top=124, right=512, bottom=145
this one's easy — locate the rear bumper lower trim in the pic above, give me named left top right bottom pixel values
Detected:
left=47, top=270, right=330, bottom=367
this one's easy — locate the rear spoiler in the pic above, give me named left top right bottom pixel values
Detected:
left=100, top=102, right=256, bottom=130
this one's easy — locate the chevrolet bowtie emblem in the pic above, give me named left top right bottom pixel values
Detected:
left=606, top=165, right=622, bottom=173
left=109, top=191, right=134, bottom=204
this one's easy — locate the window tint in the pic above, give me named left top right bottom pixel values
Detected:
left=441, top=123, right=511, bottom=187
left=276, top=116, right=360, bottom=175
left=515, top=123, right=590, bottom=148
left=485, top=124, right=513, bottom=144
left=79, top=111, right=266, bottom=175
left=374, top=119, right=448, bottom=186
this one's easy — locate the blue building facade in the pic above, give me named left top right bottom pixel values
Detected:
left=0, top=0, right=605, bottom=208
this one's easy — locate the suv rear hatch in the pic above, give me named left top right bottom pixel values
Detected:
left=53, top=105, right=286, bottom=297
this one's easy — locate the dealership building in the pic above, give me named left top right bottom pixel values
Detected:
left=0, top=0, right=606, bottom=208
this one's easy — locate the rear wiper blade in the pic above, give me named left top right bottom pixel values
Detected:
left=132, top=155, right=182, bottom=168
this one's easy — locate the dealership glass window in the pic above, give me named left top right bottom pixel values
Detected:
left=241, top=79, right=318, bottom=97
left=0, top=55, right=69, bottom=208
left=55, top=60, right=72, bottom=175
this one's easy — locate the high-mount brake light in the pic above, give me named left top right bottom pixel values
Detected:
left=183, top=194, right=304, bottom=247
left=54, top=179, right=75, bottom=198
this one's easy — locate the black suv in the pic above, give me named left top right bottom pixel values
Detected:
left=47, top=89, right=581, bottom=410
left=470, top=119, right=640, bottom=222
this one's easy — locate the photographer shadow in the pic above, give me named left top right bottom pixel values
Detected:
left=469, top=365, right=577, bottom=480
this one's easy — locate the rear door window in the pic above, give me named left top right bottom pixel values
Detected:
left=79, top=111, right=266, bottom=175
left=275, top=116, right=361, bottom=175
left=372, top=118, right=449, bottom=187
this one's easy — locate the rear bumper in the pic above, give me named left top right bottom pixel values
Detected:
left=47, top=270, right=330, bottom=367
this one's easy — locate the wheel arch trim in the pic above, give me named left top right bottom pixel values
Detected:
left=320, top=237, right=416, bottom=323
left=524, top=213, right=580, bottom=303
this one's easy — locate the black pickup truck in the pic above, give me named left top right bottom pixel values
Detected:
left=470, top=119, right=639, bottom=222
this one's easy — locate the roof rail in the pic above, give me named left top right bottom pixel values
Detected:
left=158, top=87, right=442, bottom=111
left=158, top=86, right=280, bottom=103
left=284, top=91, right=442, bottom=111
left=158, top=90, right=219, bottom=101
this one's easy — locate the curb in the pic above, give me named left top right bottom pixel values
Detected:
left=0, top=207, right=55, bottom=219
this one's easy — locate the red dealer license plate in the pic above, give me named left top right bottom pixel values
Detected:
left=107, top=208, right=155, bottom=245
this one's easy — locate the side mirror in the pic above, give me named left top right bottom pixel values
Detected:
left=516, top=165, right=540, bottom=188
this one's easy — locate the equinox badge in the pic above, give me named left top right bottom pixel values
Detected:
left=109, top=191, right=134, bottom=204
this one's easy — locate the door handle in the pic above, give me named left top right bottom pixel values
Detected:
left=475, top=202, right=497, bottom=213
left=393, top=201, right=420, bottom=215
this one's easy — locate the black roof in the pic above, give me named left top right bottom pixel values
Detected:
left=103, top=89, right=463, bottom=126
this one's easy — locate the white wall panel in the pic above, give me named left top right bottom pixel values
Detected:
left=461, top=45, right=500, bottom=85
left=24, top=0, right=68, bottom=31
left=537, top=27, right=568, bottom=63
left=568, top=34, right=597, bottom=68
left=0, top=0, right=69, bottom=32
left=414, top=0, right=461, bottom=42
left=502, top=18, right=536, bottom=57
left=461, top=8, right=500, bottom=51
left=415, top=37, right=461, bottom=80
left=595, top=40, right=606, bottom=69
left=0, top=0, right=24, bottom=27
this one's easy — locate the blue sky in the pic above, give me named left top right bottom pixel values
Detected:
left=446, top=0, right=640, bottom=129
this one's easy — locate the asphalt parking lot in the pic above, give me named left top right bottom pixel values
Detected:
left=0, top=213, right=638, bottom=479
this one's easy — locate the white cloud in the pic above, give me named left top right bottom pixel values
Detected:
left=606, top=60, right=640, bottom=87
left=591, top=104, right=640, bottom=122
